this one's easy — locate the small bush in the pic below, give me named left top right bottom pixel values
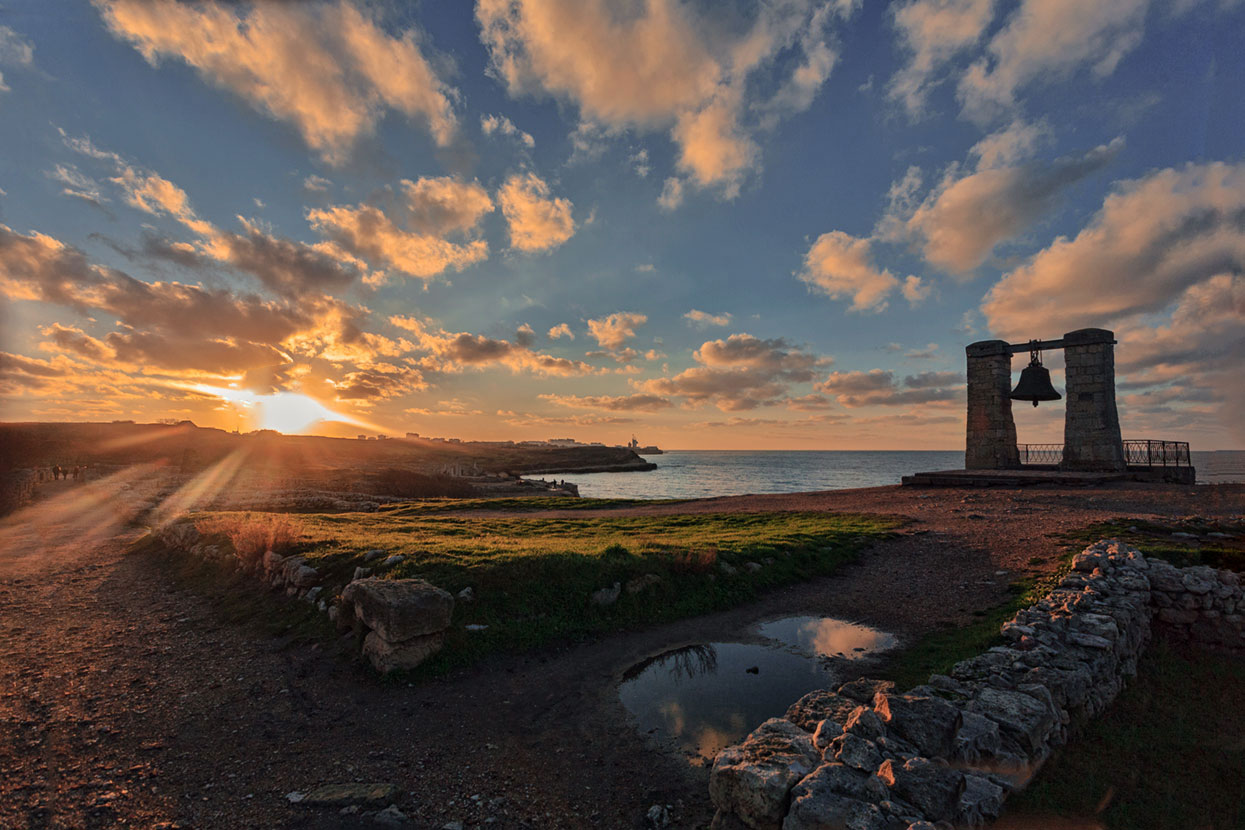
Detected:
left=196, top=513, right=297, bottom=564
left=669, top=547, right=718, bottom=574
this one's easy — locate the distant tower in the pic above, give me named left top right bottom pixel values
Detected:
left=629, top=435, right=639, bottom=449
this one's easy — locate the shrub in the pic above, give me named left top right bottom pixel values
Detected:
left=196, top=513, right=297, bottom=565
left=669, top=547, right=718, bottom=574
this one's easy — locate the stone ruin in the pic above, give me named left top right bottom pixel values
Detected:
left=707, top=539, right=1244, bottom=829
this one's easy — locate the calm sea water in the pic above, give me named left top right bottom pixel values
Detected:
left=561, top=450, right=1245, bottom=500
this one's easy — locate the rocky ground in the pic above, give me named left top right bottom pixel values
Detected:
left=0, top=476, right=1241, bottom=829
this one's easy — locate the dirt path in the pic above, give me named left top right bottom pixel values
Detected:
left=1, top=478, right=1242, bottom=829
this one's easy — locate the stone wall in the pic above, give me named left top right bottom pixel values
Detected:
left=708, top=539, right=1244, bottom=830
left=1060, top=328, right=1125, bottom=472
left=154, top=521, right=455, bottom=673
left=965, top=341, right=1019, bottom=470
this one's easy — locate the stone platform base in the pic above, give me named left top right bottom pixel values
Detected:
left=901, top=467, right=1195, bottom=487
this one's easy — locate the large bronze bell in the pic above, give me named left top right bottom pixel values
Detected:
left=1010, top=346, right=1061, bottom=407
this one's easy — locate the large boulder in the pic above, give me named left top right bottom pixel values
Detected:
left=341, top=578, right=454, bottom=643
left=362, top=630, right=446, bottom=673
left=710, top=719, right=821, bottom=830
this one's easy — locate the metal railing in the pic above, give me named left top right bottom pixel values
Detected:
left=1017, top=443, right=1063, bottom=464
left=1016, top=439, right=1191, bottom=468
left=1123, top=439, right=1191, bottom=467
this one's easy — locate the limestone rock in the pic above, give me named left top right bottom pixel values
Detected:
left=373, top=804, right=409, bottom=825
left=363, top=549, right=388, bottom=562
left=342, top=578, right=454, bottom=642
left=954, top=773, right=1006, bottom=826
left=783, top=766, right=885, bottom=830
left=362, top=630, right=445, bottom=673
left=842, top=708, right=885, bottom=743
left=876, top=758, right=963, bottom=822
left=627, top=573, right=663, bottom=594
left=837, top=679, right=894, bottom=704
left=262, top=549, right=285, bottom=575
left=785, top=690, right=859, bottom=732
left=965, top=686, right=1057, bottom=756
left=812, top=719, right=844, bottom=754
left=830, top=733, right=882, bottom=773
left=591, top=582, right=622, bottom=606
left=710, top=718, right=821, bottom=830
left=873, top=694, right=961, bottom=759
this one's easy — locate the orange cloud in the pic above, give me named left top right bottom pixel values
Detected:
left=308, top=177, right=493, bottom=280
left=586, top=312, right=647, bottom=351
left=476, top=0, right=845, bottom=196
left=540, top=393, right=673, bottom=412
left=799, top=231, right=901, bottom=312
left=497, top=173, right=575, bottom=252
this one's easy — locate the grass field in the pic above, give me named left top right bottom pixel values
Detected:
left=186, top=504, right=902, bottom=674
left=1006, top=640, right=1245, bottom=830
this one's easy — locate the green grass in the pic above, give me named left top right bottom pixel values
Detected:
left=188, top=508, right=902, bottom=676
left=1068, top=518, right=1244, bottom=572
left=376, top=496, right=690, bottom=514
left=878, top=558, right=1075, bottom=690
left=1006, top=641, right=1245, bottom=830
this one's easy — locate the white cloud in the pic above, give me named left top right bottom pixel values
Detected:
left=958, top=0, right=1149, bottom=122
left=887, top=0, right=996, bottom=116
left=481, top=113, right=535, bottom=148
left=658, top=176, right=685, bottom=211
left=684, top=309, right=732, bottom=327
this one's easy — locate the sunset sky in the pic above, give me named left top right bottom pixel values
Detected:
left=1, top=0, right=1242, bottom=449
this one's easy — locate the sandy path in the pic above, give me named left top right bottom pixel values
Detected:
left=1, top=479, right=1241, bottom=829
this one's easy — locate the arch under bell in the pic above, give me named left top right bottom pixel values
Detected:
left=1010, top=354, right=1062, bottom=407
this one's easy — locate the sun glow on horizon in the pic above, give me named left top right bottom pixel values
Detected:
left=190, top=385, right=375, bottom=435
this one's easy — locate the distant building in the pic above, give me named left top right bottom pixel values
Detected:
left=358, top=434, right=367, bottom=440
left=406, top=432, right=420, bottom=439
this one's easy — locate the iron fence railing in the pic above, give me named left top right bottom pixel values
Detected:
left=1017, top=443, right=1063, bottom=464
left=1123, top=439, right=1191, bottom=467
left=1016, top=439, right=1191, bottom=468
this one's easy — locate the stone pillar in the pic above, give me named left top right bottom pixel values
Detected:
left=965, top=340, right=1019, bottom=469
left=1061, top=328, right=1125, bottom=471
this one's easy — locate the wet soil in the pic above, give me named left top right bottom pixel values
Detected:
left=1, top=478, right=1241, bottom=829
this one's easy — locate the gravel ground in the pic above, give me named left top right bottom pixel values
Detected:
left=1, top=477, right=1241, bottom=829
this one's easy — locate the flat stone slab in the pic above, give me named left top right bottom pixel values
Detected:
left=298, top=782, right=398, bottom=807
left=341, top=577, right=453, bottom=642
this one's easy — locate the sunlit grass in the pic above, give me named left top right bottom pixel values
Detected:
left=185, top=508, right=903, bottom=674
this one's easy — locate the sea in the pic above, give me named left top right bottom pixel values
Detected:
left=559, top=450, right=1245, bottom=500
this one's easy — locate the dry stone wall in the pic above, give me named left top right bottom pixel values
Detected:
left=154, top=521, right=454, bottom=673
left=709, top=539, right=1245, bottom=830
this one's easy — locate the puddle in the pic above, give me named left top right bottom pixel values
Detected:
left=756, top=616, right=897, bottom=659
left=618, top=618, right=896, bottom=762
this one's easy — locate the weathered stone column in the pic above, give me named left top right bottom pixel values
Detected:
left=965, top=340, right=1019, bottom=469
left=1061, top=328, right=1125, bottom=471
